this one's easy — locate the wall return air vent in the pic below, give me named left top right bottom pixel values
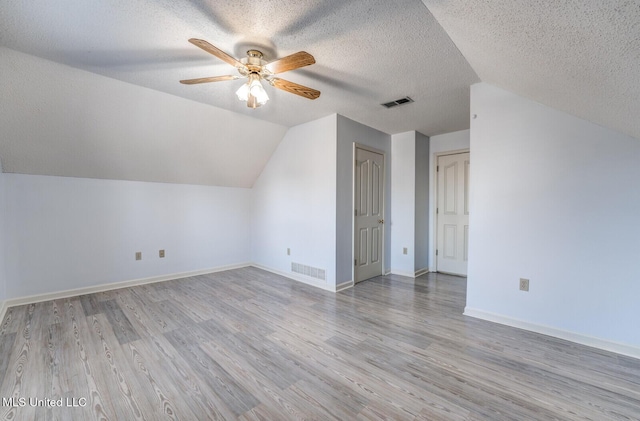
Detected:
left=291, top=262, right=326, bottom=281
left=381, top=96, right=414, bottom=108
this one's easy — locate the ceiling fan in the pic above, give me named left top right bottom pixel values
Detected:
left=180, top=38, right=321, bottom=108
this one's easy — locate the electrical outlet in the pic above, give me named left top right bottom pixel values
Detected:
left=403, top=247, right=408, bottom=255
left=287, top=248, right=291, bottom=256
left=519, top=278, right=529, bottom=291
left=159, top=249, right=165, bottom=258
left=135, top=252, right=142, bottom=261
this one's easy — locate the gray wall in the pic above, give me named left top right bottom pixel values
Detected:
left=336, top=115, right=391, bottom=284
left=414, top=133, right=430, bottom=271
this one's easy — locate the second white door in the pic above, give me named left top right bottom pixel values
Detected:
left=436, top=152, right=470, bottom=276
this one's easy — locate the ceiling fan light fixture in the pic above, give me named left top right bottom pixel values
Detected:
left=236, top=73, right=269, bottom=107
left=235, top=83, right=250, bottom=101
left=250, top=80, right=269, bottom=105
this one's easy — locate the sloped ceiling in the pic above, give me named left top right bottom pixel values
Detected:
left=1, top=0, right=638, bottom=186
left=421, top=0, right=640, bottom=140
left=0, top=0, right=478, bottom=185
left=0, top=0, right=478, bottom=136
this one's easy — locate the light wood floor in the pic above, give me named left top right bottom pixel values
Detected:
left=1, top=268, right=639, bottom=420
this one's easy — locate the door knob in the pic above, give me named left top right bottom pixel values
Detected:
left=378, top=219, right=384, bottom=224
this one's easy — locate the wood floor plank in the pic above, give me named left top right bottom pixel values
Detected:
left=99, top=300, right=141, bottom=345
left=125, top=340, right=188, bottom=420
left=0, top=332, right=16, bottom=391
left=0, top=306, right=24, bottom=337
left=164, top=328, right=259, bottom=417
left=139, top=333, right=233, bottom=420
left=1, top=269, right=639, bottom=420
left=87, top=313, right=148, bottom=420
left=68, top=296, right=114, bottom=420
left=79, top=294, right=103, bottom=317
left=199, top=339, right=325, bottom=420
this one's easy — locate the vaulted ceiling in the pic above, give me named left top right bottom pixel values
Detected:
left=1, top=0, right=638, bottom=186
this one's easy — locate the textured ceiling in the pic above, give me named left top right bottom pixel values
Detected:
left=421, top=0, right=640, bottom=140
left=2, top=0, right=638, bottom=186
left=0, top=0, right=478, bottom=136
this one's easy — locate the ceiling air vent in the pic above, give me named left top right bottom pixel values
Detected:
left=381, top=96, right=414, bottom=108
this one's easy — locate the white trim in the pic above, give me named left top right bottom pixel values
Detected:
left=251, top=263, right=336, bottom=292
left=336, top=280, right=354, bottom=292
left=0, top=263, right=343, bottom=314
left=433, top=148, right=470, bottom=274
left=414, top=268, right=429, bottom=277
left=353, top=143, right=387, bottom=284
left=3, top=263, right=251, bottom=308
left=0, top=300, right=7, bottom=326
left=389, top=270, right=417, bottom=278
left=464, top=307, right=640, bottom=360
left=436, top=148, right=471, bottom=158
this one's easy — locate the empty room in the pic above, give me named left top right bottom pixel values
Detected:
left=1, top=0, right=639, bottom=419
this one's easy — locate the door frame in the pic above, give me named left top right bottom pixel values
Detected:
left=353, top=143, right=387, bottom=284
left=433, top=149, right=469, bottom=273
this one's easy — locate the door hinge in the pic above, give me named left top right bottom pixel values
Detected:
left=355, top=209, right=357, bottom=216
left=354, top=259, right=357, bottom=266
left=437, top=165, right=439, bottom=172
left=436, top=249, right=439, bottom=256
left=436, top=207, right=439, bottom=214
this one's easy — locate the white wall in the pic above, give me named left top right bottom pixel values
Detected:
left=390, top=132, right=416, bottom=276
left=390, top=131, right=430, bottom=277
left=0, top=47, right=286, bottom=188
left=336, top=115, right=391, bottom=284
left=414, top=132, right=430, bottom=272
left=428, top=129, right=470, bottom=270
left=467, top=82, right=640, bottom=351
left=251, top=115, right=338, bottom=288
left=4, top=174, right=251, bottom=298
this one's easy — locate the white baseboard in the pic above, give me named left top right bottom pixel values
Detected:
left=414, top=268, right=429, bottom=277
left=336, top=280, right=354, bottom=292
left=250, top=263, right=336, bottom=292
left=0, top=262, right=338, bottom=314
left=389, top=269, right=417, bottom=278
left=3, top=263, right=251, bottom=309
left=464, top=307, right=640, bottom=360
left=388, top=268, right=430, bottom=279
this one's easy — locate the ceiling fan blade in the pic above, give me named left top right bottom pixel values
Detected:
left=188, top=38, right=244, bottom=69
left=265, top=51, right=316, bottom=74
left=271, top=78, right=321, bottom=100
left=179, top=75, right=239, bottom=85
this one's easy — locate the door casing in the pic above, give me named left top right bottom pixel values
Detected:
left=353, top=143, right=386, bottom=283
left=435, top=150, right=470, bottom=276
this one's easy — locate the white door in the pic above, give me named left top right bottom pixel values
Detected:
left=436, top=152, right=470, bottom=276
left=354, top=147, right=385, bottom=283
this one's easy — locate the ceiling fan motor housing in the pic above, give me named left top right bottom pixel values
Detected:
left=242, top=50, right=267, bottom=73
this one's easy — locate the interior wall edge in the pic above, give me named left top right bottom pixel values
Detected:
left=2, top=262, right=251, bottom=309
left=336, top=280, right=354, bottom=292
left=250, top=263, right=337, bottom=292
left=464, top=307, right=640, bottom=361
left=389, top=270, right=417, bottom=279
left=0, top=300, right=7, bottom=328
